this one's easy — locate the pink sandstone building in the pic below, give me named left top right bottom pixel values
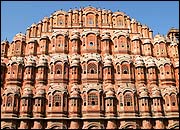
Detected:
left=1, top=6, right=179, bottom=129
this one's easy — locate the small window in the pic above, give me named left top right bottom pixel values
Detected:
left=123, top=70, right=128, bottom=74
left=88, top=93, right=98, bottom=106
left=57, top=70, right=60, bottom=74
left=127, top=102, right=131, bottom=106
left=89, top=18, right=93, bottom=25
left=91, top=69, right=95, bottom=74
left=55, top=102, right=59, bottom=106
left=172, top=102, right=175, bottom=106
left=90, top=42, right=94, bottom=46
left=59, top=21, right=63, bottom=25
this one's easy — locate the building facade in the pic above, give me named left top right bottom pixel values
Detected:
left=1, top=6, right=179, bottom=129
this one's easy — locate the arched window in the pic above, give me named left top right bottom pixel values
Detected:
left=122, top=65, right=129, bottom=74
left=35, top=98, right=40, bottom=106
left=124, top=93, right=133, bottom=106
left=56, top=35, right=63, bottom=47
left=71, top=99, right=76, bottom=106
left=107, top=99, right=113, bottom=106
left=53, top=94, right=61, bottom=107
left=48, top=95, right=52, bottom=107
left=88, top=93, right=98, bottom=105
left=165, top=95, right=169, bottom=106
left=164, top=64, right=172, bottom=76
left=170, top=94, right=176, bottom=106
left=59, top=20, right=63, bottom=25
left=83, top=95, right=86, bottom=106
left=117, top=65, right=120, bottom=74
left=119, top=95, right=123, bottom=106
left=50, top=65, right=53, bottom=74
left=87, top=63, right=97, bottom=74
left=117, top=19, right=123, bottom=26
left=88, top=18, right=94, bottom=25
left=55, top=63, right=62, bottom=74
left=12, top=64, right=17, bottom=74
left=83, top=64, right=86, bottom=74
left=64, top=63, right=68, bottom=75
left=6, top=96, right=12, bottom=107
left=63, top=94, right=67, bottom=107
left=18, top=64, right=23, bottom=77
left=22, top=98, right=26, bottom=106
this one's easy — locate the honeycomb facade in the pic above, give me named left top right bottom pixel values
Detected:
left=1, top=6, right=179, bottom=129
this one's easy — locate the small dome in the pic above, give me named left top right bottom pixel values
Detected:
left=132, top=35, right=140, bottom=41
left=13, top=32, right=26, bottom=42
left=70, top=90, right=80, bottom=98
left=34, top=88, right=46, bottom=98
left=22, top=87, right=33, bottom=97
left=70, top=85, right=80, bottom=98
left=25, top=56, right=36, bottom=67
left=37, top=56, right=48, bottom=67
left=106, top=90, right=115, bottom=97
left=70, top=55, right=80, bottom=67
left=71, top=30, right=80, bottom=40
left=135, top=56, right=145, bottom=67
left=1, top=40, right=9, bottom=45
left=104, top=55, right=112, bottom=67
left=31, top=23, right=36, bottom=27
left=151, top=87, right=161, bottom=98
left=131, top=18, right=136, bottom=23
left=40, top=35, right=49, bottom=40
left=143, top=39, right=151, bottom=44
left=146, top=58, right=156, bottom=68
left=139, top=86, right=149, bottom=98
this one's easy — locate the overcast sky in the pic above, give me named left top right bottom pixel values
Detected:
left=1, top=1, right=179, bottom=42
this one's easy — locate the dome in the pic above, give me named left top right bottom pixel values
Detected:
left=143, top=39, right=151, bottom=44
left=13, top=32, right=26, bottom=42
left=101, top=31, right=111, bottom=40
left=106, top=90, right=115, bottom=97
left=145, top=58, right=156, bottom=68
left=135, top=56, right=145, bottom=67
left=138, top=87, right=149, bottom=98
left=40, top=35, right=49, bottom=40
left=103, top=55, right=112, bottom=67
left=70, top=55, right=80, bottom=67
left=70, top=84, right=80, bottom=98
left=25, top=56, right=36, bottom=67
left=71, top=30, right=80, bottom=40
left=37, top=55, right=48, bottom=67
left=34, top=88, right=46, bottom=98
left=22, top=87, right=33, bottom=98
left=151, top=87, right=161, bottom=98
left=132, top=35, right=140, bottom=41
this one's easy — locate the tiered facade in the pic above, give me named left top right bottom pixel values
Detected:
left=1, top=6, right=179, bottom=129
